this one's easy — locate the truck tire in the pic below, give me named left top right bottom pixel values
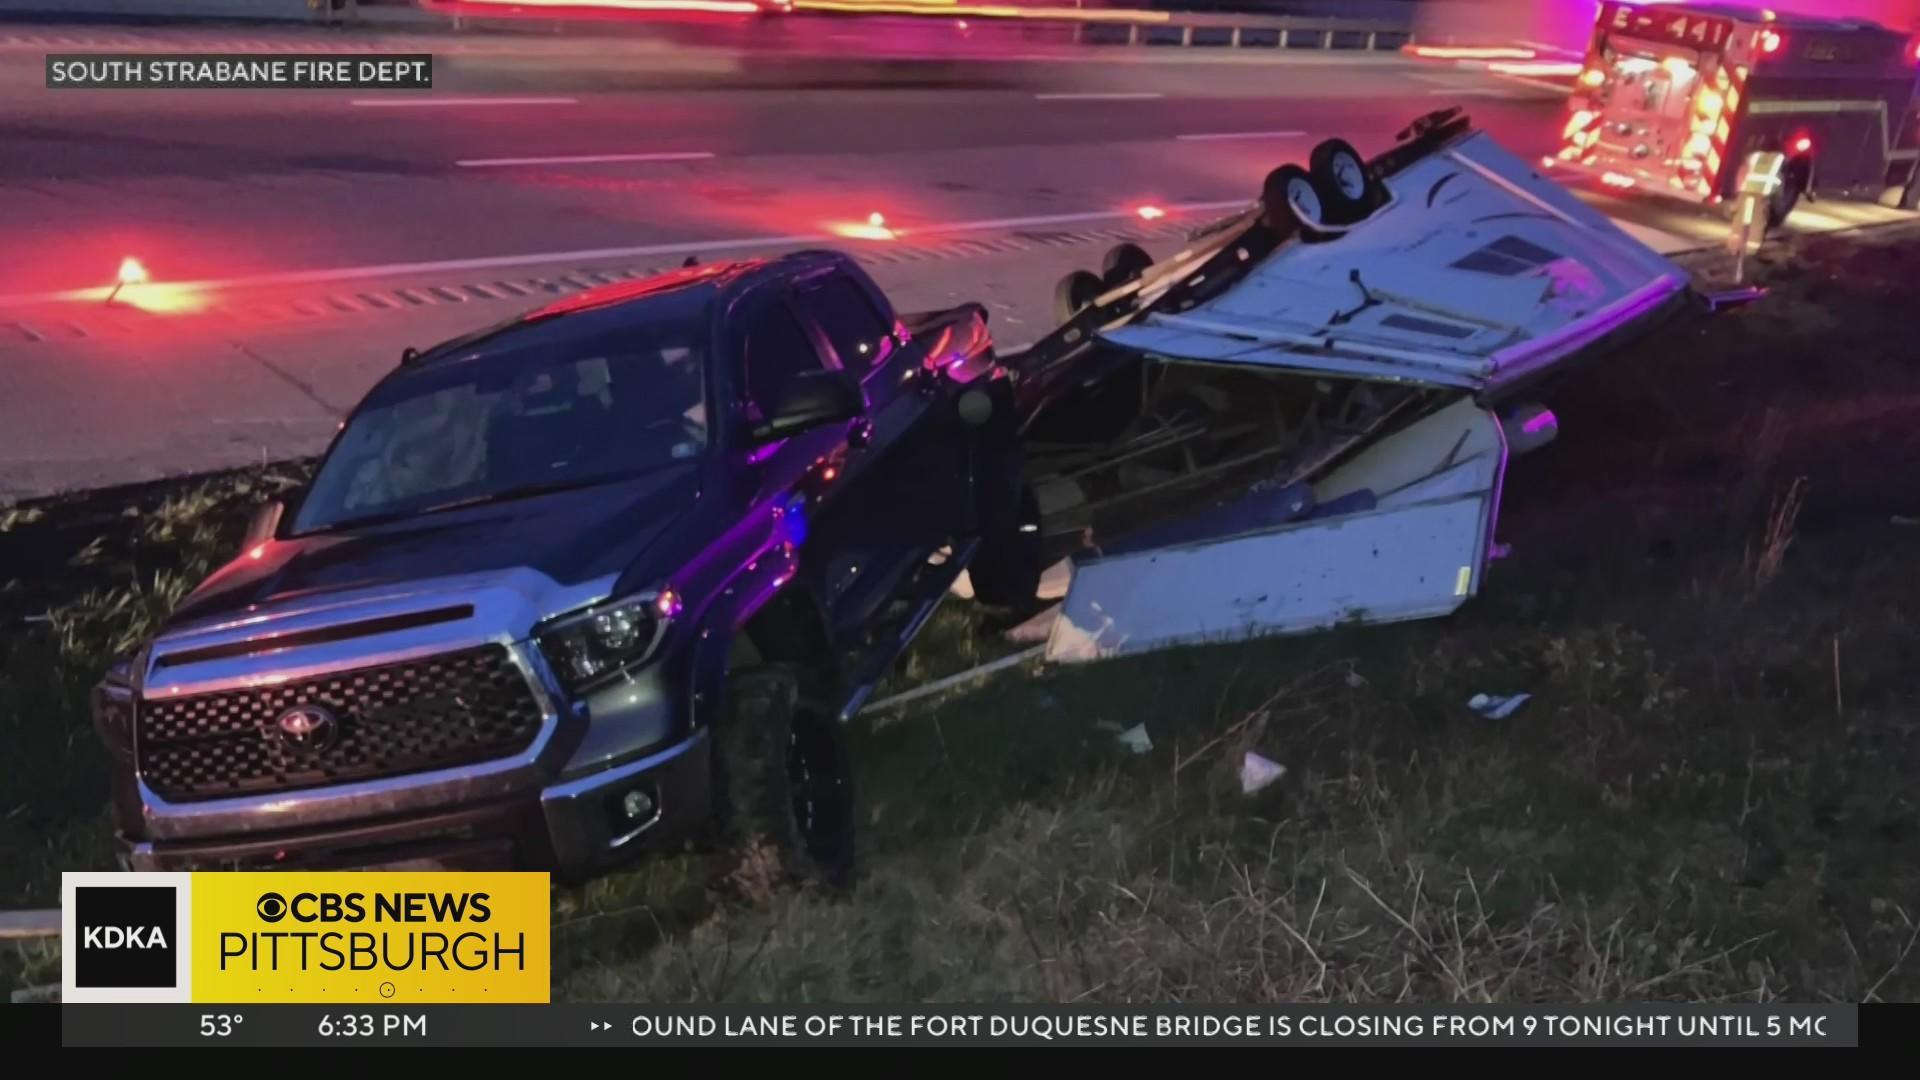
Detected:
left=967, top=483, right=1043, bottom=610
left=712, top=664, right=854, bottom=890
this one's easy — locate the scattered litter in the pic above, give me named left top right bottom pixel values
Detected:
left=1115, top=723, right=1153, bottom=754
left=1240, top=752, right=1287, bottom=795
left=1892, top=515, right=1920, bottom=527
left=1467, top=691, right=1532, bottom=719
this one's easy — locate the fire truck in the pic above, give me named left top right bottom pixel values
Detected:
left=1550, top=2, right=1920, bottom=225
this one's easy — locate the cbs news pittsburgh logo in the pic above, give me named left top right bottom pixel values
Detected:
left=62, top=871, right=550, bottom=1003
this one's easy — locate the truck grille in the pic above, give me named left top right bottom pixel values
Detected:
left=135, top=644, right=546, bottom=802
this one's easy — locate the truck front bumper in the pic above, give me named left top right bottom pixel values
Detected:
left=122, top=730, right=711, bottom=880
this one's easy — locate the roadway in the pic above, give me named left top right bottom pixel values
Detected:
left=0, top=21, right=1911, bottom=499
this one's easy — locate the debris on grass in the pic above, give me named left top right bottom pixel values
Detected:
left=1114, top=723, right=1152, bottom=754
left=1467, top=692, right=1532, bottom=720
left=1238, top=751, right=1286, bottom=795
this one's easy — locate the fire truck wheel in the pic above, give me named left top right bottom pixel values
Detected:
left=1767, top=162, right=1808, bottom=230
left=1310, top=138, right=1379, bottom=222
left=1053, top=270, right=1105, bottom=325
left=1100, top=243, right=1154, bottom=288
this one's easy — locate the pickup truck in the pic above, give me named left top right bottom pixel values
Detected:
left=90, top=250, right=1038, bottom=886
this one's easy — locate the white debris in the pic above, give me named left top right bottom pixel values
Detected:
left=1467, top=692, right=1532, bottom=720
left=1239, top=752, right=1287, bottom=795
left=1115, top=723, right=1153, bottom=754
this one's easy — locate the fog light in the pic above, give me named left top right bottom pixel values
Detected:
left=620, top=788, right=655, bottom=823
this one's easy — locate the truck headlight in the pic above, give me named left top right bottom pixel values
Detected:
left=536, top=588, right=681, bottom=692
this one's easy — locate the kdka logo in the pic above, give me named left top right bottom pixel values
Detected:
left=76, top=886, right=175, bottom=987
left=62, top=872, right=193, bottom=1002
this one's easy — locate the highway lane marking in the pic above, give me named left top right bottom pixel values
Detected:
left=457, top=152, right=716, bottom=168
left=1174, top=131, right=1307, bottom=142
left=0, top=201, right=1248, bottom=308
left=350, top=97, right=580, bottom=108
left=1034, top=92, right=1165, bottom=101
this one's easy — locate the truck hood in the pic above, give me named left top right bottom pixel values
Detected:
left=144, top=468, right=696, bottom=697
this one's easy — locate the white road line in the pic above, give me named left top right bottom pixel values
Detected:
left=350, top=97, right=579, bottom=108
left=1034, top=92, right=1165, bottom=101
left=1174, top=130, right=1307, bottom=142
left=0, top=200, right=1250, bottom=308
left=1492, top=74, right=1578, bottom=95
left=1427, top=88, right=1529, bottom=98
left=456, top=152, right=715, bottom=168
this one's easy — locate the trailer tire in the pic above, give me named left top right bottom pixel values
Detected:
left=712, top=664, right=855, bottom=892
left=1053, top=269, right=1105, bottom=325
left=1262, top=164, right=1334, bottom=239
left=1310, top=138, right=1379, bottom=222
left=1100, top=243, right=1154, bottom=288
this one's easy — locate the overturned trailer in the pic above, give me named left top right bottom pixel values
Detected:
left=990, top=109, right=1743, bottom=664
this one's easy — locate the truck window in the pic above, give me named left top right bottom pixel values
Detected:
left=742, top=303, right=826, bottom=421
left=800, top=275, right=892, bottom=374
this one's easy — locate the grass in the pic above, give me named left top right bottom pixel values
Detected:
left=6, top=225, right=1920, bottom=1001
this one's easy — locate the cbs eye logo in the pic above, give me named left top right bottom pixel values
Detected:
left=256, top=892, right=289, bottom=922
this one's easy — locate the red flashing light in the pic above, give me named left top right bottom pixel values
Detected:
left=1910, top=38, right=1920, bottom=64
left=1136, top=205, right=1166, bottom=220
left=1792, top=135, right=1812, bottom=155
left=821, top=465, right=838, bottom=483
left=248, top=544, right=267, bottom=561
left=1760, top=29, right=1782, bottom=54
left=117, top=257, right=149, bottom=286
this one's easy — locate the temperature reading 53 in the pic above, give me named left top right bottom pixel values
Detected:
left=199, top=1014, right=243, bottom=1037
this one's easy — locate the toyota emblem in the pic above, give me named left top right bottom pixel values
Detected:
left=269, top=703, right=339, bottom=754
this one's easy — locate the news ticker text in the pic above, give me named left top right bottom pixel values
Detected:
left=62, top=1005, right=1857, bottom=1048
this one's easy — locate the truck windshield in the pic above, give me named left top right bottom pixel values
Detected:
left=292, top=296, right=711, bottom=535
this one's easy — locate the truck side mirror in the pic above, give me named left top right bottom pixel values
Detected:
left=753, top=370, right=865, bottom=443
left=244, top=500, right=284, bottom=550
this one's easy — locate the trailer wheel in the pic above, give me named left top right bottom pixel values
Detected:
left=1100, top=243, right=1154, bottom=288
left=1263, top=164, right=1331, bottom=235
left=1310, top=138, right=1379, bottom=222
left=1053, top=269, right=1105, bottom=325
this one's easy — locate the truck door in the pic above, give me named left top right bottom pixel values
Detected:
left=792, top=269, right=963, bottom=629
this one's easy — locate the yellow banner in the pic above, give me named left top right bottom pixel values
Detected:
left=189, top=872, right=550, bottom=1003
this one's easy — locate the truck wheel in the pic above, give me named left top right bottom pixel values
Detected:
left=1100, top=242, right=1154, bottom=288
left=712, top=665, right=854, bottom=891
left=1053, top=269, right=1105, bottom=325
left=1310, top=138, right=1379, bottom=221
left=967, top=484, right=1043, bottom=610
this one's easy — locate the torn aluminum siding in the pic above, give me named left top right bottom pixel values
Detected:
left=1045, top=398, right=1508, bottom=663
left=1100, top=131, right=1692, bottom=397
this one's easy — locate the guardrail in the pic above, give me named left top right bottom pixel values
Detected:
left=1074, top=15, right=1413, bottom=51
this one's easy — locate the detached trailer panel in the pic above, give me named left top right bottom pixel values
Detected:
left=1046, top=400, right=1507, bottom=663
